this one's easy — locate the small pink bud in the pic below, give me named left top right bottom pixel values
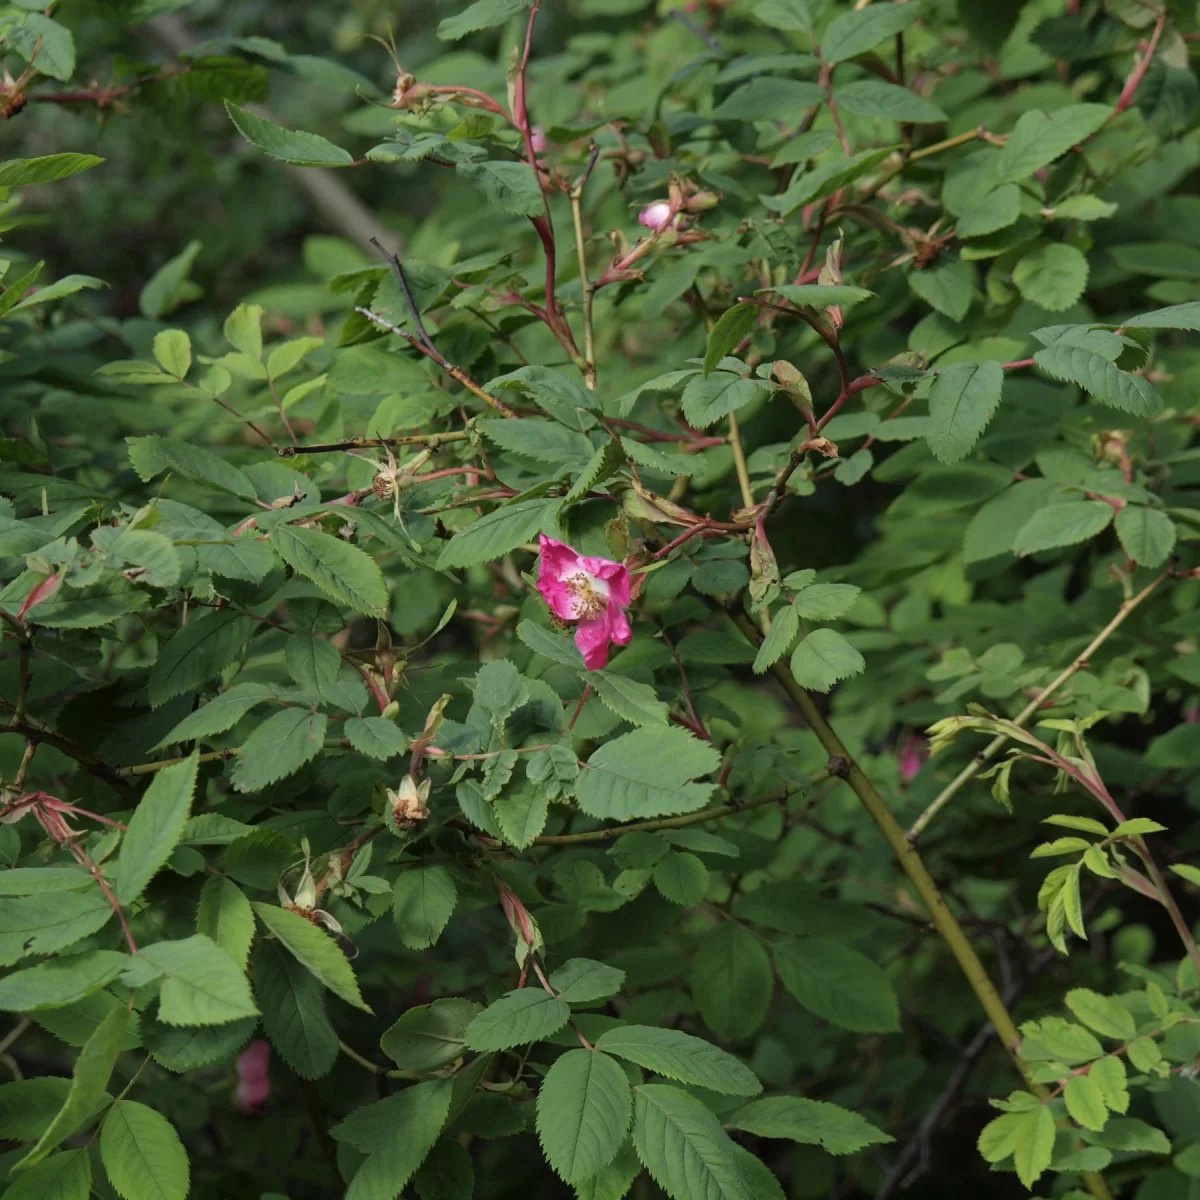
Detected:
left=898, top=736, right=929, bottom=784
left=234, top=1040, right=272, bottom=1114
left=638, top=201, right=674, bottom=231
left=530, top=126, right=549, bottom=153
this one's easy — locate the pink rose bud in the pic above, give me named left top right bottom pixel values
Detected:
left=234, top=1040, right=272, bottom=1114
left=536, top=534, right=633, bottom=671
left=531, top=126, right=549, bottom=153
left=898, top=735, right=929, bottom=783
left=638, top=201, right=674, bottom=231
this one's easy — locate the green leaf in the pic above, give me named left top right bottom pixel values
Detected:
left=9, top=14, right=75, bottom=80
left=927, top=360, right=1004, bottom=464
left=381, top=997, right=481, bottom=1072
left=833, top=80, right=946, bottom=123
left=252, top=939, right=338, bottom=1079
left=955, top=185, right=1021, bottom=238
left=152, top=330, right=191, bottom=379
left=148, top=611, right=255, bottom=707
left=753, top=604, right=799, bottom=673
left=713, top=78, right=824, bottom=122
left=595, top=1025, right=761, bottom=1096
left=690, top=921, right=774, bottom=1042
left=1125, top=302, right=1200, bottom=331
left=1089, top=1057, right=1129, bottom=1115
left=537, top=1049, right=632, bottom=1185
left=100, top=1101, right=189, bottom=1200
left=345, top=716, right=409, bottom=760
left=413, top=1139, right=474, bottom=1200
left=333, top=1081, right=452, bottom=1200
left=272, top=522, right=387, bottom=614
left=481, top=418, right=594, bottom=467
left=1064, top=1075, right=1107, bottom=1132
left=652, top=852, right=709, bottom=905
left=1012, top=1103, right=1055, bottom=1189
left=964, top=479, right=1061, bottom=564
left=576, top=726, right=720, bottom=820
left=17, top=1006, right=129, bottom=1169
left=436, top=498, right=555, bottom=570
left=0, top=892, right=114, bottom=966
left=703, top=305, right=758, bottom=377
left=996, top=105, right=1110, bottom=183
left=226, top=102, right=353, bottom=167
left=7, top=273, right=104, bottom=314
left=821, top=3, right=919, bottom=62
left=437, top=0, right=529, bottom=40
left=137, top=935, right=259, bottom=1026
left=908, top=257, right=974, bottom=322
left=457, top=160, right=544, bottom=217
left=230, top=707, right=327, bottom=792
left=774, top=938, right=899, bottom=1032
left=1114, top=506, right=1176, bottom=567
left=464, top=989, right=571, bottom=1051
left=730, top=1097, right=893, bottom=1154
left=115, top=752, right=196, bottom=905
left=764, top=284, right=875, bottom=309
left=681, top=375, right=770, bottom=429
left=252, top=902, right=370, bottom=1012
left=1050, top=195, right=1117, bottom=221
left=572, top=1141, right=642, bottom=1200
left=153, top=683, right=275, bottom=748
left=0, top=868, right=93, bottom=896
left=0, top=154, right=103, bottom=187
left=140, top=1013, right=253, bottom=1073
left=1064, top=989, right=1136, bottom=1040
left=137, top=241, right=202, bottom=321
left=791, top=582, right=861, bottom=621
left=1013, top=244, right=1089, bottom=312
left=761, top=147, right=896, bottom=217
left=1012, top=501, right=1114, bottom=556
left=631, top=1084, right=751, bottom=1200
left=789, top=628, right=866, bottom=693
left=589, top=671, right=669, bottom=727
left=548, top=959, right=625, bottom=1004
left=3, top=1150, right=91, bottom=1200
left=392, top=866, right=458, bottom=950
left=493, top=783, right=549, bottom=848
left=127, top=434, right=256, bottom=498
left=1033, top=344, right=1162, bottom=416
left=0, top=951, right=128, bottom=1012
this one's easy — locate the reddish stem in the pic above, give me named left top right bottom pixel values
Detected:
left=1115, top=11, right=1166, bottom=116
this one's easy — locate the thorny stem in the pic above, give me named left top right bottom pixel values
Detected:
left=727, top=608, right=1116, bottom=1200
left=570, top=144, right=602, bottom=391
left=279, top=432, right=472, bottom=457
left=909, top=572, right=1167, bottom=840
left=1114, top=9, right=1167, bottom=116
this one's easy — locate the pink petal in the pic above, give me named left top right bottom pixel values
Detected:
left=237, top=1039, right=271, bottom=1077
left=578, top=555, right=632, bottom=607
left=638, top=201, right=672, bottom=230
left=575, top=617, right=613, bottom=670
left=537, top=535, right=585, bottom=619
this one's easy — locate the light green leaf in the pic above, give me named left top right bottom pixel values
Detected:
left=754, top=0, right=814, bottom=33
left=152, top=330, right=191, bottom=379
left=1034, top=344, right=1162, bottom=416
left=0, top=951, right=127, bottom=1012
left=730, top=1096, right=893, bottom=1154
left=100, top=1101, right=189, bottom=1200
left=137, top=935, right=258, bottom=1026
left=1064, top=1075, right=1108, bottom=1132
left=753, top=604, right=799, bottom=673
left=195, top=876, right=255, bottom=970
left=761, top=147, right=896, bottom=217
left=764, top=284, right=875, bottom=309
left=127, top=435, right=255, bottom=498
left=775, top=938, right=899, bottom=1032
left=16, top=1006, right=129, bottom=1169
left=789, top=628, right=865, bottom=693
left=230, top=708, right=328, bottom=792
left=493, top=783, right=549, bottom=848
left=631, top=1084, right=751, bottom=1200
left=152, top=683, right=275, bottom=748
left=272, top=522, right=387, bottom=615
left=0, top=155, right=103, bottom=187
left=589, top=671, right=668, bottom=727
left=116, top=752, right=196, bottom=905
left=1012, top=1103, right=1055, bottom=1188
left=1012, top=501, right=1114, bottom=556
left=0, top=892, right=114, bottom=965
left=956, top=185, right=1021, bottom=238
left=464, top=989, right=571, bottom=1051
left=457, top=160, right=544, bottom=216
left=345, top=716, right=409, bottom=760
left=9, top=14, right=75, bottom=81
left=908, top=257, right=974, bottom=322
left=1064, top=989, right=1136, bottom=1040
left=652, top=852, right=709, bottom=905
left=927, top=360, right=1004, bottom=464
left=3, top=1150, right=90, bottom=1199
left=548, top=959, right=625, bottom=1004
left=681, top=375, right=770, bottom=429
left=1013, top=244, right=1089, bottom=312
left=138, top=241, right=202, bottom=321
left=595, top=1025, right=761, bottom=1096
left=392, top=866, right=457, bottom=950
left=576, top=726, right=720, bottom=820
left=792, top=582, right=862, bottom=621
left=252, top=902, right=370, bottom=1012
left=226, top=102, right=353, bottom=167
left=537, top=1049, right=632, bottom=1185
left=996, top=105, right=1110, bottom=183
left=703, top=305, right=758, bottom=377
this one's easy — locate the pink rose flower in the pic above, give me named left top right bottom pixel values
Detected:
left=234, top=1040, right=272, bottom=1114
left=638, top=201, right=673, bottom=231
left=536, top=534, right=632, bottom=670
left=898, top=735, right=929, bottom=784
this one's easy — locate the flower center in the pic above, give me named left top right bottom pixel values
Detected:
left=565, top=571, right=608, bottom=620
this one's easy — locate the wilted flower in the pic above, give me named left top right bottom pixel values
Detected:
left=234, top=1040, right=271, bottom=1114
left=387, top=775, right=431, bottom=830
left=638, top=201, right=674, bottom=230
left=536, top=534, right=632, bottom=670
